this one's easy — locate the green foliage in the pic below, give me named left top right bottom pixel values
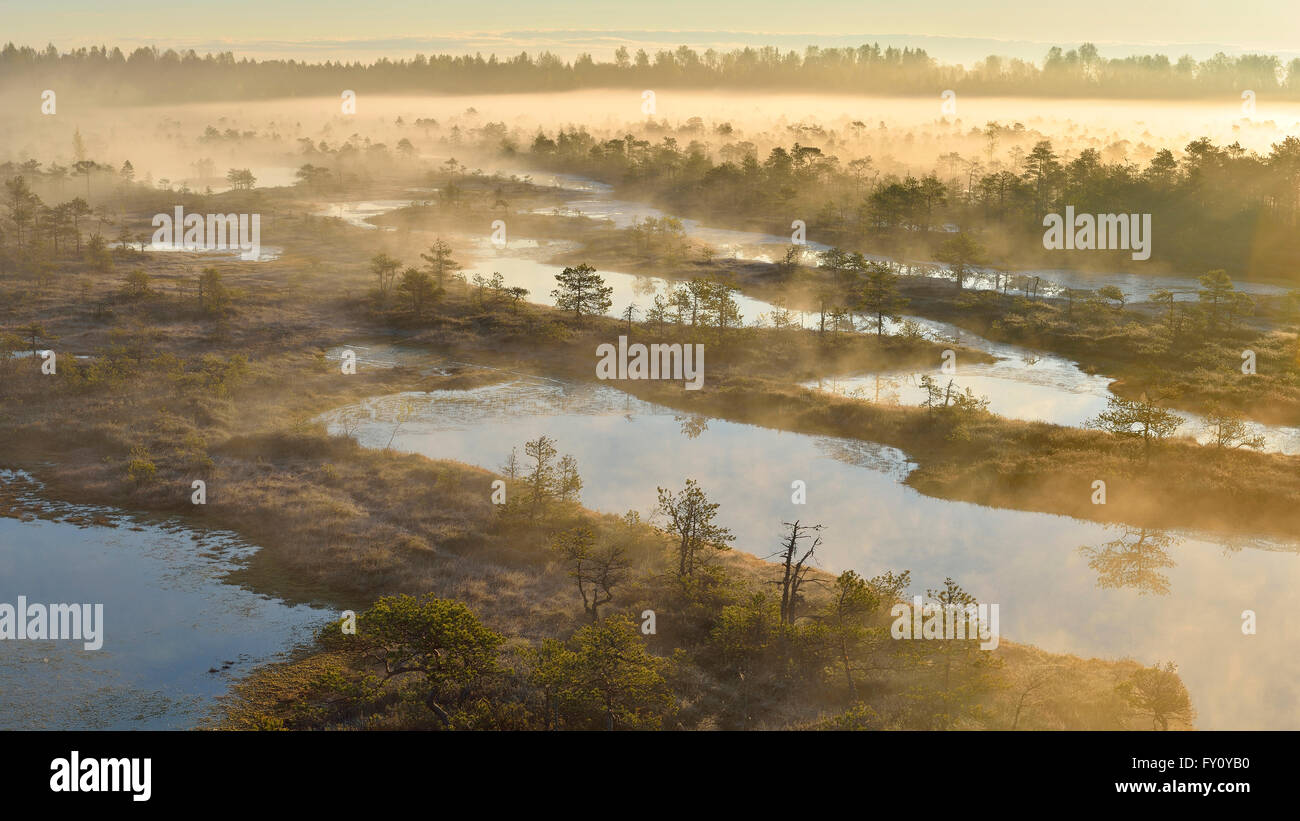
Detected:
left=1116, top=661, right=1195, bottom=730
left=334, top=594, right=505, bottom=727
left=198, top=268, right=231, bottom=315
left=530, top=615, right=673, bottom=729
left=1197, top=269, right=1235, bottom=330
left=162, top=353, right=249, bottom=398
left=917, top=375, right=991, bottom=440
left=397, top=266, right=440, bottom=317
left=814, top=702, right=882, bottom=730
left=419, top=238, right=462, bottom=288
left=899, top=578, right=1004, bottom=730
left=857, top=260, right=908, bottom=336
left=1087, top=393, right=1183, bottom=456
left=551, top=263, right=613, bottom=320
left=822, top=569, right=907, bottom=699
left=369, top=252, right=402, bottom=298
left=120, top=269, right=150, bottom=300
left=935, top=232, right=985, bottom=289
left=83, top=232, right=112, bottom=271
left=125, top=445, right=157, bottom=484
left=656, top=478, right=734, bottom=578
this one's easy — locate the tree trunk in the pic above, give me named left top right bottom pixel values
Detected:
left=841, top=639, right=857, bottom=701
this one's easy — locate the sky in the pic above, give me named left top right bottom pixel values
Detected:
left=3, top=0, right=1298, bottom=65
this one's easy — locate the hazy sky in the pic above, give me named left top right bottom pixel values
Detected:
left=4, top=0, right=1299, bottom=63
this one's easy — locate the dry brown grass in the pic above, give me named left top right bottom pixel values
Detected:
left=0, top=180, right=1210, bottom=730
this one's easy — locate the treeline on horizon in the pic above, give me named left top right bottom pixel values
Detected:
left=0, top=41, right=1297, bottom=101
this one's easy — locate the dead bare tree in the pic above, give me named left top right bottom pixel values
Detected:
left=770, top=520, right=824, bottom=625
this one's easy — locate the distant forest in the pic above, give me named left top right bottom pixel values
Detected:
left=1, top=41, right=1298, bottom=102
left=517, top=127, right=1300, bottom=279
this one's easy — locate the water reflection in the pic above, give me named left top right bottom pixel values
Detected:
left=320, top=186, right=1300, bottom=450
left=313, top=196, right=436, bottom=230
left=675, top=414, right=709, bottom=439
left=1079, top=526, right=1179, bottom=597
left=0, top=471, right=329, bottom=730
left=447, top=204, right=1300, bottom=454
left=810, top=368, right=1300, bottom=455
left=319, top=379, right=1300, bottom=729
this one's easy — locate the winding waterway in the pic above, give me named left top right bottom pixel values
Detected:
left=318, top=371, right=1300, bottom=730
left=307, top=173, right=1300, bottom=727
left=313, top=167, right=1300, bottom=453
left=458, top=189, right=1300, bottom=453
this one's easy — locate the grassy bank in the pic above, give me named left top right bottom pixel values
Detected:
left=0, top=179, right=1266, bottom=731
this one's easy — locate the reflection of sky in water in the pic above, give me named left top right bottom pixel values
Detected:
left=912, top=265, right=1290, bottom=302
left=0, top=472, right=330, bottom=730
left=314, top=199, right=424, bottom=230
left=321, top=187, right=1300, bottom=445
left=452, top=242, right=1300, bottom=453
left=809, top=363, right=1300, bottom=455
left=463, top=244, right=942, bottom=334
left=313, top=189, right=441, bottom=230
left=109, top=242, right=282, bottom=262
left=465, top=250, right=793, bottom=326
left=812, top=368, right=1114, bottom=429
left=322, top=382, right=1300, bottom=729
left=492, top=169, right=613, bottom=194
left=530, top=195, right=831, bottom=262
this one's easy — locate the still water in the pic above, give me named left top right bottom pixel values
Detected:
left=320, top=377, right=1300, bottom=729
left=0, top=471, right=330, bottom=730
